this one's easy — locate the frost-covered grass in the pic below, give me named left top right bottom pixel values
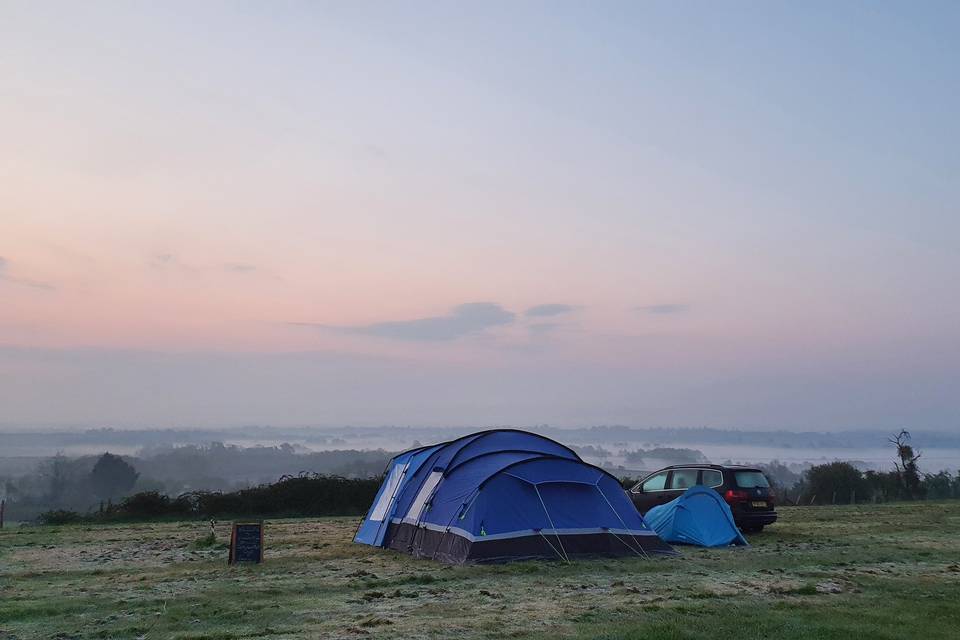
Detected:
left=1, top=502, right=958, bottom=639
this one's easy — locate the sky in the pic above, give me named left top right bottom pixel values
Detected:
left=1, top=1, right=958, bottom=430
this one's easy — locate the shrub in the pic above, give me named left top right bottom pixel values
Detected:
left=185, top=473, right=382, bottom=518
left=801, top=462, right=870, bottom=504
left=108, top=491, right=188, bottom=519
left=924, top=471, right=960, bottom=500
left=38, top=509, right=86, bottom=525
left=35, top=474, right=382, bottom=524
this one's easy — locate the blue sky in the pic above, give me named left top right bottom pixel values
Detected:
left=1, top=2, right=958, bottom=428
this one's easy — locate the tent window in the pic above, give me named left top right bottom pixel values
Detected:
left=408, top=471, right=443, bottom=521
left=369, top=463, right=407, bottom=521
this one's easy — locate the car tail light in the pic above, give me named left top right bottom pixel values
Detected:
left=724, top=489, right=749, bottom=503
left=768, top=490, right=776, bottom=506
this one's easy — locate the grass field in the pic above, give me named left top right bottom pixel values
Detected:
left=2, top=502, right=959, bottom=639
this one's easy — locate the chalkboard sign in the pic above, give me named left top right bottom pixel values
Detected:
left=229, top=522, right=263, bottom=564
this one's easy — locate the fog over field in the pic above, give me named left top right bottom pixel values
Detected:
left=3, top=425, right=959, bottom=480
left=3, top=423, right=957, bottom=523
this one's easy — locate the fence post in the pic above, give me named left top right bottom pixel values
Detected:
left=1, top=499, right=5, bottom=529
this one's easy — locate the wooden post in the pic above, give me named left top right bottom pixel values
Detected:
left=0, top=498, right=5, bottom=529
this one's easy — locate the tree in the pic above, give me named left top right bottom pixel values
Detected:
left=90, top=453, right=139, bottom=500
left=889, top=430, right=924, bottom=499
left=802, top=461, right=869, bottom=504
left=41, top=453, right=71, bottom=506
left=758, top=460, right=802, bottom=498
left=863, top=469, right=900, bottom=502
left=924, top=471, right=956, bottom=500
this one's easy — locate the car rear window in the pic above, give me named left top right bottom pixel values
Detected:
left=669, top=469, right=699, bottom=490
left=701, top=469, right=723, bottom=487
left=734, top=471, right=769, bottom=488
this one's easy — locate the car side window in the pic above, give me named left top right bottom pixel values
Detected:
left=668, top=469, right=699, bottom=490
left=701, top=469, right=723, bottom=487
left=641, top=471, right=669, bottom=492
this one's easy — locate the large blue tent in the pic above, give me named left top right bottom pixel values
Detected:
left=644, top=485, right=749, bottom=548
left=355, top=429, right=675, bottom=564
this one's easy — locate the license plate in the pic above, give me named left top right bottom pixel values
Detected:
left=751, top=501, right=768, bottom=508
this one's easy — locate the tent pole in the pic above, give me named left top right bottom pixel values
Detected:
left=410, top=474, right=445, bottom=557
left=535, top=529, right=566, bottom=561
left=533, top=484, right=569, bottom=563
left=373, top=463, right=409, bottom=545
left=594, top=483, right=649, bottom=559
left=433, top=488, right=479, bottom=561
left=607, top=528, right=645, bottom=559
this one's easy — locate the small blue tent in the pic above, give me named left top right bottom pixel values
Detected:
left=355, top=429, right=676, bottom=563
left=644, top=485, right=749, bottom=547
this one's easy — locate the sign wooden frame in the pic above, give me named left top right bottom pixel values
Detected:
left=228, top=521, right=264, bottom=564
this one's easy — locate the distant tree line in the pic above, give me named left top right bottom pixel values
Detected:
left=619, top=447, right=707, bottom=467
left=2, top=452, right=140, bottom=522
left=1, top=444, right=391, bottom=522
left=791, top=462, right=960, bottom=504
left=785, top=431, right=960, bottom=504
left=5, top=430, right=958, bottom=526
left=132, top=442, right=390, bottom=491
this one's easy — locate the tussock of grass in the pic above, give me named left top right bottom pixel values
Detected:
left=189, top=532, right=221, bottom=550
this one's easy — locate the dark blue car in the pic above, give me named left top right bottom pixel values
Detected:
left=629, top=464, right=777, bottom=532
